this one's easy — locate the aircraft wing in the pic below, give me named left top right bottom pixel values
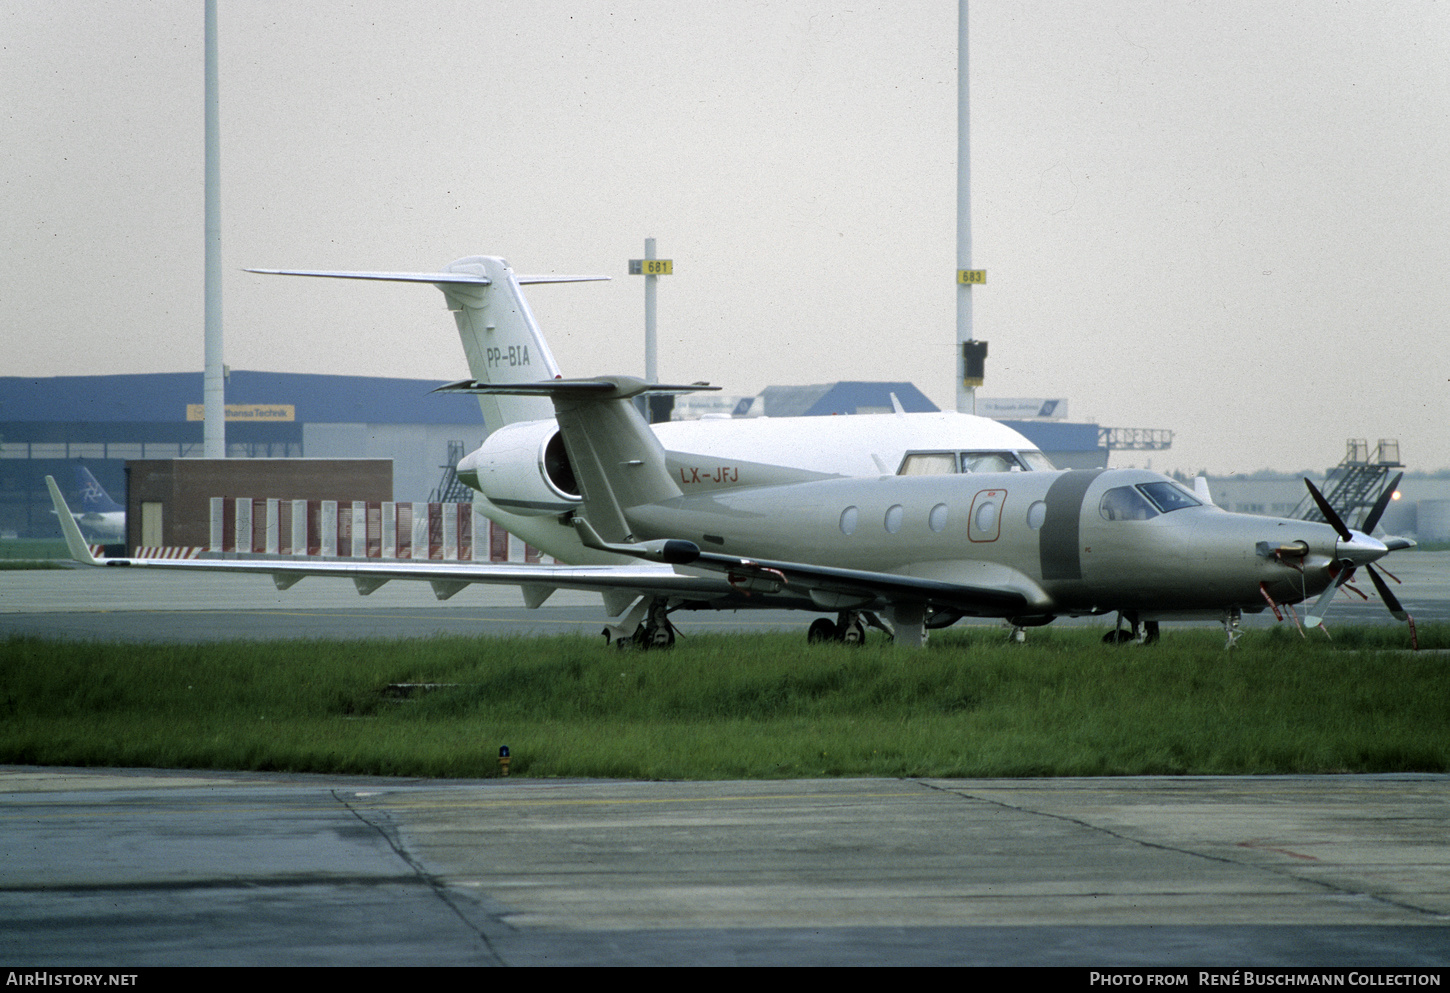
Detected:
left=42, top=476, right=768, bottom=611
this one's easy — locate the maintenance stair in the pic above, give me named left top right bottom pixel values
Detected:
left=429, top=440, right=475, bottom=504
left=1290, top=439, right=1403, bottom=531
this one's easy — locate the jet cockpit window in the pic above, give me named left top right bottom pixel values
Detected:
left=1137, top=481, right=1202, bottom=514
left=960, top=452, right=1018, bottom=473
left=1100, top=486, right=1159, bottom=521
left=898, top=453, right=958, bottom=476
left=897, top=450, right=1050, bottom=476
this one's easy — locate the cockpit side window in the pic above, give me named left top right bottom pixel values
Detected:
left=1137, top=481, right=1202, bottom=513
left=1100, top=486, right=1159, bottom=521
left=1017, top=451, right=1056, bottom=471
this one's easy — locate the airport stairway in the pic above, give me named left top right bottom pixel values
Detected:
left=1291, top=439, right=1402, bottom=531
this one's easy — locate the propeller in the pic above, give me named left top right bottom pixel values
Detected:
left=1302, top=474, right=1408, bottom=629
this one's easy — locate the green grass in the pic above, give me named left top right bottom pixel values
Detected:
left=2, top=625, right=1447, bottom=779
left=0, top=539, right=68, bottom=561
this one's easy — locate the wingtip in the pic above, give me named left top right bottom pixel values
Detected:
left=44, top=475, right=101, bottom=566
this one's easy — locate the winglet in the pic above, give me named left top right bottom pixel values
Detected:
left=45, top=475, right=102, bottom=566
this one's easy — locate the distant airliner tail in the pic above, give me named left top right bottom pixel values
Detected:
left=74, top=465, right=123, bottom=514
left=247, top=257, right=607, bottom=434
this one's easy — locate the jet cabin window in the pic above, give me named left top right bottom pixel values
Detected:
left=897, top=451, right=1049, bottom=476
left=1100, top=482, right=1204, bottom=521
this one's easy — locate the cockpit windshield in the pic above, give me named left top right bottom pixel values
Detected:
left=960, top=452, right=1017, bottom=473
left=898, top=450, right=1054, bottom=476
left=1100, top=481, right=1204, bottom=521
left=1138, top=481, right=1201, bottom=513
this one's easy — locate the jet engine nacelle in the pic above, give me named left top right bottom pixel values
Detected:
left=456, top=420, right=581, bottom=517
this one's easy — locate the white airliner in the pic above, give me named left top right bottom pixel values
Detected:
left=60, top=465, right=125, bottom=542
left=250, top=256, right=1054, bottom=569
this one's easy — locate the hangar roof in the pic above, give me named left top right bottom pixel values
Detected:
left=0, top=371, right=482, bottom=425
left=757, top=382, right=938, bottom=417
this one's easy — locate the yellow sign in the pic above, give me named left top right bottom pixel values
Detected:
left=630, top=259, right=674, bottom=275
left=958, top=270, right=987, bottom=284
left=186, top=404, right=296, bottom=422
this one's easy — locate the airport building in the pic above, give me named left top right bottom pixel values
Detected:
left=0, top=371, right=484, bottom=539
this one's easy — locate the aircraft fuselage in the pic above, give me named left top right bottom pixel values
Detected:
left=624, top=467, right=1355, bottom=621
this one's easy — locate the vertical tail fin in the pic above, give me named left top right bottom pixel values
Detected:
left=246, top=256, right=607, bottom=434
left=74, top=465, right=123, bottom=514
left=435, top=376, right=714, bottom=544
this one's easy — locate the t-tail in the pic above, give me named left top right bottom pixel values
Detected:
left=75, top=465, right=123, bottom=514
left=435, top=376, right=714, bottom=549
left=247, top=256, right=606, bottom=434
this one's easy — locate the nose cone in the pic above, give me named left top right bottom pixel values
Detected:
left=456, top=447, right=482, bottom=492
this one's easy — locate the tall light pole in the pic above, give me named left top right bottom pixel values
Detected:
left=956, top=0, right=987, bottom=414
left=203, top=0, right=225, bottom=457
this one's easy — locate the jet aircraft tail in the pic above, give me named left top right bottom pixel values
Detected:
left=74, top=465, right=123, bottom=514
left=248, top=257, right=606, bottom=434
left=436, top=376, right=713, bottom=546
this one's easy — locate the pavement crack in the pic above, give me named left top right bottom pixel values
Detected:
left=907, top=779, right=1446, bottom=922
left=331, top=789, right=510, bottom=965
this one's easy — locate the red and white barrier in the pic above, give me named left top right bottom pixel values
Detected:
left=203, top=498, right=545, bottom=562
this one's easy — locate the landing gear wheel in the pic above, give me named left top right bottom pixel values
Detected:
left=1102, top=629, right=1136, bottom=645
left=807, top=618, right=838, bottom=644
left=1142, top=621, right=1161, bottom=645
left=837, top=612, right=866, bottom=646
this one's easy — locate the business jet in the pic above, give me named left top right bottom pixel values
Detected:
left=247, top=256, right=1054, bottom=568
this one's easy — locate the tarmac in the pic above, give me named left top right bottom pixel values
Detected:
left=2, top=768, right=1448, bottom=967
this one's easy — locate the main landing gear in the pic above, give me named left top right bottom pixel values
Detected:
left=604, top=597, right=676, bottom=650
left=1101, top=613, right=1161, bottom=646
left=807, top=611, right=882, bottom=645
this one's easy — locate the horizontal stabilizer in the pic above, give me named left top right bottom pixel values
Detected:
left=434, top=376, right=719, bottom=399
left=247, top=268, right=609, bottom=286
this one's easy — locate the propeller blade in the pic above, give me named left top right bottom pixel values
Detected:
left=1304, top=570, right=1348, bottom=628
left=1366, top=564, right=1409, bottom=622
left=1361, top=472, right=1404, bottom=535
left=1304, top=478, right=1352, bottom=542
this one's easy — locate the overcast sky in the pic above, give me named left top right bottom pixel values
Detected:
left=3, top=1, right=1446, bottom=475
